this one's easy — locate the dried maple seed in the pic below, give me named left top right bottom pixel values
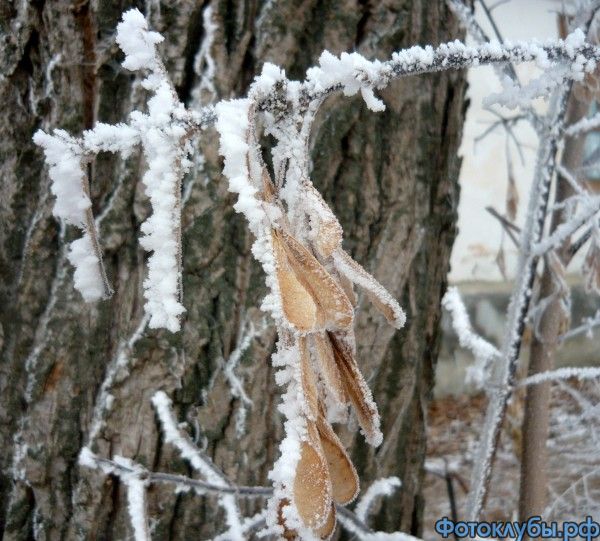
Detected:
left=273, top=230, right=354, bottom=331
left=293, top=432, right=332, bottom=529
left=328, top=331, right=382, bottom=447
left=317, top=414, right=359, bottom=505
left=314, top=504, right=336, bottom=540
left=312, top=333, right=347, bottom=406
left=333, top=249, right=405, bottom=329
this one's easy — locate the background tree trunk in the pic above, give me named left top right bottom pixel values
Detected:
left=0, top=1, right=466, bottom=539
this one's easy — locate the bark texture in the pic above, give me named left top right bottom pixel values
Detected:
left=0, top=1, right=466, bottom=539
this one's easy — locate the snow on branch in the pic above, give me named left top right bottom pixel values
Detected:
left=80, top=450, right=151, bottom=541
left=565, top=110, right=600, bottom=135
left=33, top=8, right=199, bottom=331
left=33, top=130, right=112, bottom=301
left=152, top=391, right=245, bottom=539
left=442, top=287, right=500, bottom=387
left=36, top=5, right=600, bottom=538
left=463, top=4, right=600, bottom=523
left=34, top=7, right=600, bottom=332
left=85, top=314, right=150, bottom=447
left=80, top=410, right=423, bottom=541
left=354, top=477, right=402, bottom=523
left=532, top=195, right=600, bottom=257
left=560, top=309, right=600, bottom=341
left=519, top=366, right=600, bottom=387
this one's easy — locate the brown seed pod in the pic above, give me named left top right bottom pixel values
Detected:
left=299, top=336, right=320, bottom=419
left=272, top=230, right=354, bottom=331
left=328, top=331, right=382, bottom=446
left=312, top=333, right=347, bottom=406
left=333, top=249, right=405, bottom=329
left=293, top=424, right=333, bottom=530
left=302, top=182, right=344, bottom=259
left=317, top=414, right=359, bottom=505
left=314, top=504, right=336, bottom=540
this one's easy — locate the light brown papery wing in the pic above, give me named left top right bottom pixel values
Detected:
left=314, top=504, right=336, bottom=540
left=262, top=167, right=277, bottom=203
left=333, top=249, right=405, bottom=329
left=312, top=333, right=346, bottom=406
left=272, top=231, right=318, bottom=331
left=293, top=423, right=332, bottom=529
left=317, top=415, right=359, bottom=505
left=279, top=230, right=354, bottom=330
left=299, top=336, right=319, bottom=419
left=336, top=270, right=357, bottom=306
left=328, top=331, right=382, bottom=447
left=303, top=183, right=343, bottom=259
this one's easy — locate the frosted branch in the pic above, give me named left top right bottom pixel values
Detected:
left=532, top=195, right=600, bottom=257
left=565, top=110, right=600, bottom=135
left=86, top=314, right=150, bottom=447
left=466, top=43, right=582, bottom=521
left=442, top=287, right=500, bottom=387
left=519, top=366, right=600, bottom=387
left=32, top=130, right=113, bottom=301
left=35, top=7, right=600, bottom=330
left=152, top=391, right=244, bottom=539
left=354, top=477, right=402, bottom=523
left=79, top=451, right=151, bottom=541
left=560, top=309, right=600, bottom=341
left=80, top=432, right=417, bottom=540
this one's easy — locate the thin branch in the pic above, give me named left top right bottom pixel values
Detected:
left=519, top=366, right=600, bottom=387
left=560, top=310, right=600, bottom=341
left=532, top=196, right=600, bottom=257
left=565, top=110, right=600, bottom=135
left=467, top=74, right=576, bottom=523
left=478, top=0, right=519, bottom=80
left=83, top=451, right=416, bottom=540
left=485, top=206, right=521, bottom=247
left=447, top=0, right=542, bottom=130
left=85, top=453, right=272, bottom=497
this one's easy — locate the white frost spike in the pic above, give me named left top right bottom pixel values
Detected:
left=215, top=99, right=263, bottom=230
left=116, top=8, right=164, bottom=72
left=122, top=465, right=151, bottom=541
left=136, top=119, right=186, bottom=332
left=215, top=98, right=283, bottom=323
left=117, top=11, right=189, bottom=332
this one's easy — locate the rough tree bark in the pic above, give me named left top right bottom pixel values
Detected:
left=0, top=1, right=466, bottom=539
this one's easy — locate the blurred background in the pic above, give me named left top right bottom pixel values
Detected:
left=428, top=1, right=600, bottom=535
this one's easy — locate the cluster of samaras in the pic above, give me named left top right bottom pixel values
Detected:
left=254, top=136, right=405, bottom=538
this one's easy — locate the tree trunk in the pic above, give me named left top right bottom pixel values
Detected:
left=0, top=1, right=466, bottom=539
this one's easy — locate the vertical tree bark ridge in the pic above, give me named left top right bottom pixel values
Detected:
left=0, top=1, right=466, bottom=539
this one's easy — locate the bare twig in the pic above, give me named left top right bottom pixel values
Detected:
left=486, top=206, right=521, bottom=247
